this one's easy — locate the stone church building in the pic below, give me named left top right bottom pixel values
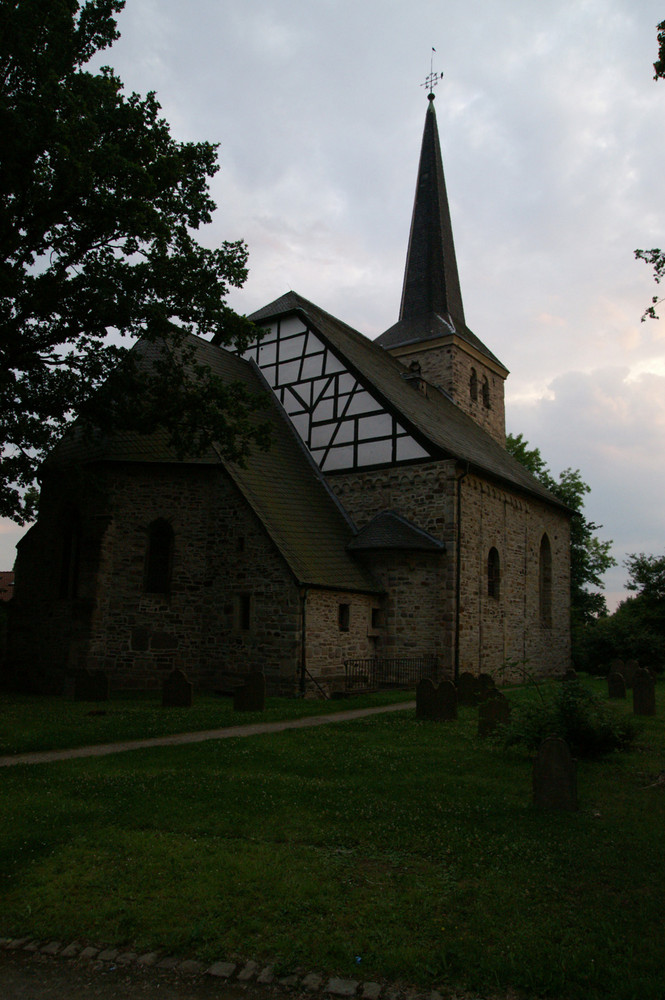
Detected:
left=7, top=92, right=571, bottom=695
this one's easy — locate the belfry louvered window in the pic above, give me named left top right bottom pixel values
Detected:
left=242, top=316, right=429, bottom=472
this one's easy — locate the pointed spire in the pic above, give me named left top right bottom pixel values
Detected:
left=377, top=91, right=469, bottom=349
left=400, top=92, right=465, bottom=328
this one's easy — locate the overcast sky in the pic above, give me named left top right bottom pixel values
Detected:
left=3, top=0, right=665, bottom=611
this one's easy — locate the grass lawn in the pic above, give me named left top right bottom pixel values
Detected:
left=1, top=676, right=663, bottom=1000
left=0, top=689, right=410, bottom=755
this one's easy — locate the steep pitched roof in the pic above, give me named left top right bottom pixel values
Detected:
left=250, top=291, right=568, bottom=512
left=46, top=337, right=381, bottom=595
left=375, top=95, right=505, bottom=370
left=347, top=511, right=445, bottom=552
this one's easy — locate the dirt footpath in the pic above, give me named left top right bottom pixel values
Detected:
left=0, top=949, right=298, bottom=1000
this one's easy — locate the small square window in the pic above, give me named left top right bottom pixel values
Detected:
left=338, top=603, right=350, bottom=632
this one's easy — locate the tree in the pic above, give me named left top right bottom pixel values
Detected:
left=634, top=19, right=665, bottom=320
left=575, top=553, right=665, bottom=671
left=625, top=552, right=665, bottom=603
left=506, top=433, right=616, bottom=626
left=1, top=0, right=265, bottom=522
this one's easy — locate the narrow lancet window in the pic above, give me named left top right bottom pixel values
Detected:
left=60, top=510, right=81, bottom=599
left=539, top=533, right=552, bottom=626
left=144, top=519, right=173, bottom=595
left=487, top=547, right=500, bottom=599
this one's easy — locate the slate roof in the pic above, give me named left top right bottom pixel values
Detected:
left=250, top=290, right=569, bottom=512
left=347, top=511, right=446, bottom=552
left=46, top=336, right=381, bottom=595
left=375, top=95, right=506, bottom=371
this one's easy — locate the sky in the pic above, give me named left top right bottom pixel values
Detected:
left=3, top=0, right=665, bottom=611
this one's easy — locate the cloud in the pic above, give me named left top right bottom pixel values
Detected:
left=508, top=365, right=665, bottom=607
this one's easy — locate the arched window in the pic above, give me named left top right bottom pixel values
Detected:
left=482, top=376, right=491, bottom=409
left=144, top=519, right=173, bottom=594
left=539, top=533, right=552, bottom=626
left=469, top=368, right=478, bottom=401
left=487, top=547, right=500, bottom=599
left=59, top=509, right=81, bottom=598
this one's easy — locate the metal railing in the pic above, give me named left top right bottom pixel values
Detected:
left=343, top=655, right=440, bottom=692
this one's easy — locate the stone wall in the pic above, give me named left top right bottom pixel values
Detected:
left=9, top=463, right=305, bottom=694
left=304, top=588, right=382, bottom=690
left=8, top=462, right=392, bottom=696
left=457, top=473, right=571, bottom=681
left=330, top=460, right=571, bottom=682
left=389, top=340, right=507, bottom=445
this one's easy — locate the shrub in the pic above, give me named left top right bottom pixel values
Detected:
left=503, top=676, right=637, bottom=758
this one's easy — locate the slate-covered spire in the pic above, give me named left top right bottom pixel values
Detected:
left=401, top=91, right=465, bottom=328
left=377, top=91, right=474, bottom=350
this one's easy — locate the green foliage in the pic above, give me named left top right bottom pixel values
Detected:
left=655, top=18, right=665, bottom=79
left=503, top=676, right=637, bottom=758
left=576, top=553, right=665, bottom=672
left=0, top=0, right=264, bottom=521
left=635, top=21, right=665, bottom=320
left=506, top=432, right=616, bottom=626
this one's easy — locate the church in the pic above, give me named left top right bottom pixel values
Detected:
left=7, top=90, right=572, bottom=696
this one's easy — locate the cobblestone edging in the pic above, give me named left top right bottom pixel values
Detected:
left=0, top=936, right=450, bottom=1000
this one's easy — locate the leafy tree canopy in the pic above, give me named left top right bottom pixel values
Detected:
left=635, top=19, right=665, bottom=319
left=506, top=433, right=616, bottom=625
left=1, top=0, right=264, bottom=522
left=625, top=552, right=665, bottom=603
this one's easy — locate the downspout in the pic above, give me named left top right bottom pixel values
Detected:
left=299, top=586, right=308, bottom=696
left=454, top=464, right=470, bottom=685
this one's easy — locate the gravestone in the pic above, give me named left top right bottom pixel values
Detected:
left=416, top=678, right=457, bottom=721
left=607, top=671, right=626, bottom=699
left=233, top=671, right=266, bottom=712
left=73, top=668, right=109, bottom=702
left=416, top=678, right=437, bottom=720
left=609, top=658, right=625, bottom=679
left=478, top=692, right=511, bottom=737
left=532, top=737, right=578, bottom=811
left=633, top=668, right=656, bottom=717
left=457, top=671, right=478, bottom=706
left=476, top=673, right=496, bottom=702
left=162, top=668, right=193, bottom=708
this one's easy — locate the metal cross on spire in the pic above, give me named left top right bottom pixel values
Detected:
left=421, top=48, right=443, bottom=99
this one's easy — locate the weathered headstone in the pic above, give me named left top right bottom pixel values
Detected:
left=162, top=668, right=193, bottom=708
left=607, top=671, right=626, bottom=699
left=457, top=671, right=477, bottom=706
left=416, top=678, right=437, bottom=720
left=476, top=673, right=496, bottom=702
left=73, top=668, right=109, bottom=702
left=233, top=671, right=266, bottom=712
left=532, top=737, right=578, bottom=811
left=609, top=658, right=625, bottom=678
left=633, top=668, right=656, bottom=717
left=416, top=678, right=457, bottom=721
left=478, top=692, right=511, bottom=737
left=437, top=680, right=457, bottom=720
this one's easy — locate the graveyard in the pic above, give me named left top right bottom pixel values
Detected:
left=0, top=673, right=663, bottom=1000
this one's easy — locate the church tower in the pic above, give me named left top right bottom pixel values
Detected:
left=376, top=88, right=508, bottom=446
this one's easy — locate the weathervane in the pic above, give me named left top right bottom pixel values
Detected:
left=422, top=48, right=443, bottom=99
